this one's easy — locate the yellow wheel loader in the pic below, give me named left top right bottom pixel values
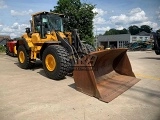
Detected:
left=16, top=11, right=140, bottom=102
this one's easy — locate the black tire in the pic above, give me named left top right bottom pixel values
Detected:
left=85, top=44, right=96, bottom=53
left=155, top=50, right=160, bottom=55
left=5, top=46, right=9, bottom=55
left=42, top=45, right=70, bottom=80
left=17, top=45, right=34, bottom=69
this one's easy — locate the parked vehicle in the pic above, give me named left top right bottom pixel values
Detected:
left=151, top=32, right=160, bottom=55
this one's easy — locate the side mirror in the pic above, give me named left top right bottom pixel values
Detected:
left=25, top=28, right=30, bottom=34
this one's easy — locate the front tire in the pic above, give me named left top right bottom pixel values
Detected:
left=42, top=45, right=70, bottom=80
left=17, top=45, right=34, bottom=69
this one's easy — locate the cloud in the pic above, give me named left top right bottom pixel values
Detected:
left=11, top=9, right=33, bottom=16
left=109, top=7, right=159, bottom=30
left=93, top=17, right=106, bottom=25
left=128, top=8, right=148, bottom=24
left=0, top=0, right=7, bottom=9
left=96, top=26, right=110, bottom=31
left=10, top=33, right=17, bottom=38
left=137, top=21, right=159, bottom=30
left=110, top=14, right=128, bottom=25
left=115, top=26, right=124, bottom=30
left=0, top=22, right=29, bottom=38
left=93, top=8, right=107, bottom=16
left=110, top=8, right=148, bottom=25
left=93, top=8, right=108, bottom=25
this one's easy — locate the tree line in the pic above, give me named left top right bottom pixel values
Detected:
left=104, top=25, right=156, bottom=35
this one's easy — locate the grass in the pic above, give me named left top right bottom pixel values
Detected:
left=0, top=45, right=6, bottom=53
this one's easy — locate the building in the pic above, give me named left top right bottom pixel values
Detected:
left=0, top=35, right=10, bottom=45
left=130, top=31, right=150, bottom=43
left=98, top=34, right=130, bottom=48
left=97, top=31, right=151, bottom=48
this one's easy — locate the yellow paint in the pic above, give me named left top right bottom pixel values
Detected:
left=135, top=73, right=160, bottom=81
left=50, top=31, right=58, bottom=41
left=19, top=51, right=25, bottom=63
left=31, top=33, right=41, bottom=43
left=58, top=32, right=66, bottom=39
left=64, top=32, right=72, bottom=44
left=22, top=33, right=34, bottom=48
left=13, top=46, right=17, bottom=55
left=45, top=54, right=56, bottom=71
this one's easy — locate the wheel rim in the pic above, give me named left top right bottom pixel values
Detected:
left=14, top=46, right=17, bottom=55
left=19, top=51, right=25, bottom=63
left=45, top=54, right=56, bottom=71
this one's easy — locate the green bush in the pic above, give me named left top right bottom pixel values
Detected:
left=0, top=45, right=6, bottom=52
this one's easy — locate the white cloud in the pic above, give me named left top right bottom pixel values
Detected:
left=96, top=26, right=110, bottom=31
left=129, top=8, right=142, bottom=15
left=115, top=26, right=124, bottom=30
left=110, top=14, right=128, bottom=25
left=11, top=22, right=19, bottom=29
left=11, top=9, right=33, bottom=16
left=109, top=7, right=159, bottom=30
left=110, top=8, right=148, bottom=25
left=0, top=22, right=30, bottom=38
left=93, top=8, right=107, bottom=16
left=10, top=33, right=17, bottom=38
left=137, top=21, right=159, bottom=30
left=128, top=8, right=147, bottom=23
left=93, top=17, right=106, bottom=25
left=93, top=8, right=108, bottom=25
left=0, top=0, right=7, bottom=9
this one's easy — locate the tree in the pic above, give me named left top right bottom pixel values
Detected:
left=104, top=28, right=128, bottom=35
left=128, top=25, right=140, bottom=35
left=140, top=25, right=152, bottom=33
left=51, top=0, right=96, bottom=45
left=104, top=29, right=119, bottom=35
left=119, top=28, right=128, bottom=34
left=156, top=29, right=160, bottom=34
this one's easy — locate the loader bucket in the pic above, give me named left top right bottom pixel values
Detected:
left=73, top=48, right=140, bottom=103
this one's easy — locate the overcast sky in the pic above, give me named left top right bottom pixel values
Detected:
left=0, top=0, right=160, bottom=38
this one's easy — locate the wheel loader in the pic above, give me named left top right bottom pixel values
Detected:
left=16, top=11, right=140, bottom=102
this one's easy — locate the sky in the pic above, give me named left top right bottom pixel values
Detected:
left=0, top=0, right=160, bottom=38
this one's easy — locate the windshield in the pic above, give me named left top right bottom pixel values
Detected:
left=43, top=14, right=63, bottom=32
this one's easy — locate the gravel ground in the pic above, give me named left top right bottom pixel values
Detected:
left=0, top=51, right=160, bottom=120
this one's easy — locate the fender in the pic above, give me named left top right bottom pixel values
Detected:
left=39, top=41, right=61, bottom=60
left=16, top=38, right=30, bottom=51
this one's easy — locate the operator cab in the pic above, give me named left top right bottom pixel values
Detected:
left=31, top=11, right=64, bottom=38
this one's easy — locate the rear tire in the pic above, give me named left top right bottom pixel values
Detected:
left=155, top=50, right=160, bottom=55
left=5, top=45, right=9, bottom=55
left=17, top=45, right=34, bottom=69
left=42, top=45, right=70, bottom=80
